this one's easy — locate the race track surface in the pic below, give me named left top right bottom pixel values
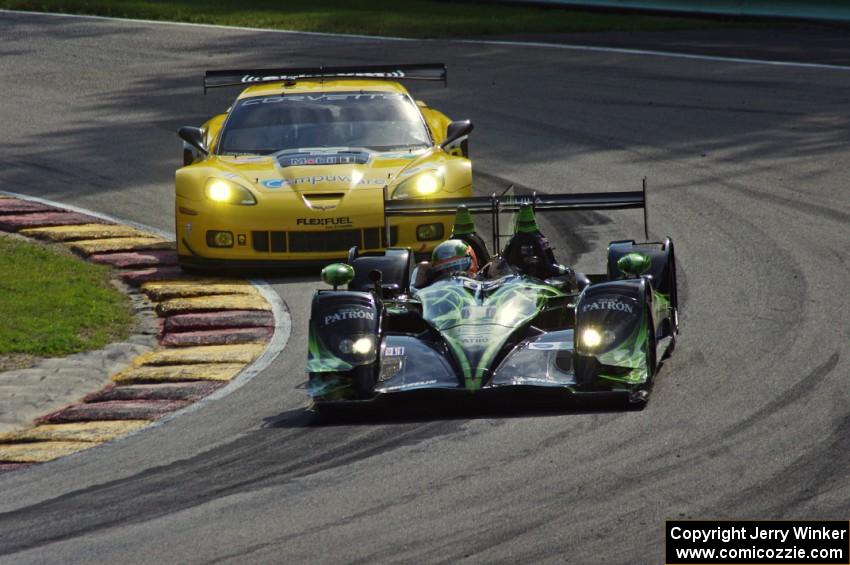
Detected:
left=0, top=12, right=848, bottom=564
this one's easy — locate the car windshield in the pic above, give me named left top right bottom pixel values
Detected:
left=416, top=276, right=560, bottom=331
left=218, top=91, right=432, bottom=154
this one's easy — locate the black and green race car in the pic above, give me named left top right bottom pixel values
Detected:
left=306, top=184, right=679, bottom=409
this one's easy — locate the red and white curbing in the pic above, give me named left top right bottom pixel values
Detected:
left=0, top=193, right=288, bottom=472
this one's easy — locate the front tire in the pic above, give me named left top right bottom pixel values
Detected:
left=628, top=303, right=657, bottom=408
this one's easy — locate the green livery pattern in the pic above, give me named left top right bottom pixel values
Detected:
left=306, top=324, right=354, bottom=373
left=597, top=307, right=650, bottom=385
left=416, top=276, right=563, bottom=389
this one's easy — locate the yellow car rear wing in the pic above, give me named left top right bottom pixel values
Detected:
left=203, top=63, right=447, bottom=93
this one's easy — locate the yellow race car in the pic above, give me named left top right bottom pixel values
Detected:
left=175, top=63, right=473, bottom=269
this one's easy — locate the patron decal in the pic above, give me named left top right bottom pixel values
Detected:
left=582, top=298, right=634, bottom=314
left=323, top=308, right=375, bottom=326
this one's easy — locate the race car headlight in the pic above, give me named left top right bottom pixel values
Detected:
left=352, top=337, right=373, bottom=355
left=579, top=328, right=618, bottom=351
left=392, top=171, right=445, bottom=199
left=338, top=336, right=374, bottom=356
left=581, top=329, right=602, bottom=348
left=204, top=178, right=257, bottom=205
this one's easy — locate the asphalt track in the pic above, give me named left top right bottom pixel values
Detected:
left=1, top=11, right=849, bottom=564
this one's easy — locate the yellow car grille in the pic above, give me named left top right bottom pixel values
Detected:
left=251, top=227, right=398, bottom=253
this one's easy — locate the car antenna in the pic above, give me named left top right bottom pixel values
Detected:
left=643, top=176, right=650, bottom=240
left=493, top=184, right=513, bottom=254
left=491, top=192, right=499, bottom=254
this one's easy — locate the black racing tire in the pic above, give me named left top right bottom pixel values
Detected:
left=353, top=364, right=378, bottom=399
left=177, top=262, right=206, bottom=275
left=664, top=331, right=677, bottom=359
left=627, top=302, right=657, bottom=409
left=665, top=236, right=680, bottom=359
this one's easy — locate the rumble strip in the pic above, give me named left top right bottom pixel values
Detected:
left=0, top=195, right=285, bottom=472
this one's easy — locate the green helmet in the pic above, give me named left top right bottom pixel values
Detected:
left=431, top=239, right=479, bottom=276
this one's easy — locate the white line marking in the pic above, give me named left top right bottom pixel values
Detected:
left=0, top=190, right=291, bottom=436
left=3, top=8, right=850, bottom=72
left=452, top=38, right=850, bottom=71
left=0, top=8, right=417, bottom=42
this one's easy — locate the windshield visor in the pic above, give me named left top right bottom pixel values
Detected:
left=417, top=277, right=559, bottom=331
left=219, top=92, right=431, bottom=154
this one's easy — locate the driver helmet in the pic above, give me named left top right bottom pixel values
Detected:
left=431, top=239, right=478, bottom=277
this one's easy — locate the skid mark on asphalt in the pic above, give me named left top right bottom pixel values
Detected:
left=0, top=417, right=465, bottom=557
left=711, top=394, right=849, bottom=518
left=723, top=352, right=839, bottom=438
left=0, top=196, right=278, bottom=469
left=622, top=353, right=842, bottom=491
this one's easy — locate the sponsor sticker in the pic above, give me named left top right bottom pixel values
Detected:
left=322, top=308, right=375, bottom=326
left=460, top=335, right=490, bottom=346
left=461, top=306, right=497, bottom=319
left=239, top=92, right=401, bottom=105
left=513, top=376, right=558, bottom=385
left=376, top=152, right=420, bottom=160
left=382, top=379, right=437, bottom=392
left=581, top=297, right=634, bottom=314
left=262, top=175, right=384, bottom=189
left=296, top=217, right=352, bottom=227
left=279, top=154, right=368, bottom=167
left=528, top=341, right=572, bottom=351
left=262, top=179, right=287, bottom=189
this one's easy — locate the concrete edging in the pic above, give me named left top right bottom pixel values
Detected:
left=0, top=192, right=289, bottom=472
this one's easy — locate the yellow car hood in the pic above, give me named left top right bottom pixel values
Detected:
left=176, top=146, right=471, bottom=231
left=214, top=148, right=438, bottom=196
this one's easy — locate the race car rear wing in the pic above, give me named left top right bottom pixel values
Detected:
left=383, top=179, right=649, bottom=253
left=203, top=63, right=447, bottom=93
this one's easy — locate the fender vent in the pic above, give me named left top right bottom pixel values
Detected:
left=252, top=231, right=286, bottom=252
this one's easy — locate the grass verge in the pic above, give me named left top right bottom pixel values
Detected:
left=0, top=235, right=132, bottom=360
left=0, top=0, right=743, bottom=37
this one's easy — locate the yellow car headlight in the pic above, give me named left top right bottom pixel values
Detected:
left=204, top=178, right=257, bottom=205
left=392, top=171, right=445, bottom=200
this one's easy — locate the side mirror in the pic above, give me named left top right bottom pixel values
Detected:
left=369, top=269, right=383, bottom=297
left=321, top=263, right=355, bottom=289
left=440, top=120, right=473, bottom=150
left=617, top=252, right=651, bottom=278
left=178, top=126, right=208, bottom=156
